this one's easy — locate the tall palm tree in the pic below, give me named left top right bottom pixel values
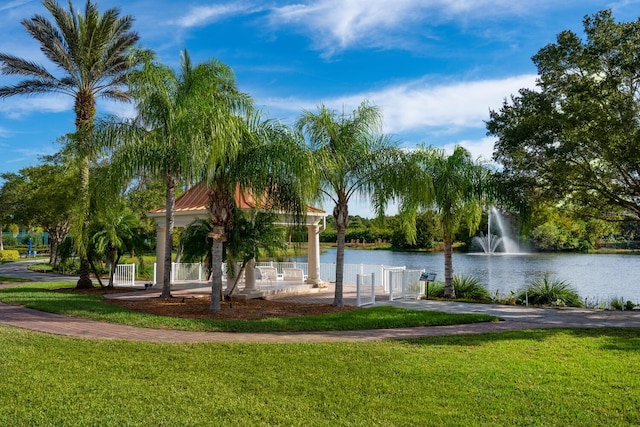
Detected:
left=205, top=114, right=313, bottom=311
left=0, top=0, right=143, bottom=288
left=404, top=146, right=494, bottom=298
left=105, top=50, right=250, bottom=299
left=296, top=101, right=403, bottom=307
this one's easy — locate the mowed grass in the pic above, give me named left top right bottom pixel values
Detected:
left=0, top=276, right=30, bottom=284
left=0, top=325, right=639, bottom=426
left=0, top=282, right=497, bottom=332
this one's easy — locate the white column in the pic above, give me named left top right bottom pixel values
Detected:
left=155, top=225, right=166, bottom=286
left=244, top=258, right=257, bottom=291
left=306, top=223, right=321, bottom=285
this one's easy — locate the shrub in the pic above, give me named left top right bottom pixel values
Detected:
left=609, top=297, right=624, bottom=311
left=518, top=275, right=582, bottom=307
left=0, top=250, right=20, bottom=261
left=453, top=274, right=491, bottom=301
left=1, top=235, right=18, bottom=247
left=424, top=281, right=444, bottom=298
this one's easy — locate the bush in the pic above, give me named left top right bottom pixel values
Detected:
left=609, top=297, right=624, bottom=311
left=0, top=250, right=20, bottom=261
left=453, top=275, right=491, bottom=301
left=1, top=235, right=18, bottom=247
left=518, top=275, right=582, bottom=307
left=424, top=281, right=444, bottom=298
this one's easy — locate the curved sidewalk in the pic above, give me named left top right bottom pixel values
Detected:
left=2, top=261, right=640, bottom=343
left=0, top=301, right=564, bottom=343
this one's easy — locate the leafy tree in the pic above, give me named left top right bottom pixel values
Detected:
left=204, top=114, right=312, bottom=311
left=296, top=101, right=403, bottom=307
left=0, top=0, right=144, bottom=288
left=0, top=163, right=76, bottom=267
left=90, top=201, right=144, bottom=288
left=0, top=175, right=21, bottom=252
left=398, top=146, right=494, bottom=298
left=487, top=9, right=640, bottom=222
left=103, top=50, right=245, bottom=298
left=180, top=218, right=213, bottom=266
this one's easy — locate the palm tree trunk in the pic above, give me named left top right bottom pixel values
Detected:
left=75, top=92, right=94, bottom=289
left=209, top=225, right=226, bottom=311
left=333, top=201, right=349, bottom=307
left=207, top=188, right=235, bottom=312
left=161, top=174, right=176, bottom=298
left=443, top=235, right=456, bottom=298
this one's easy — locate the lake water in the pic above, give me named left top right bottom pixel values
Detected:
left=313, top=248, right=640, bottom=303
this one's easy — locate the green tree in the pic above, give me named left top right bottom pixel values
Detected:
left=0, top=163, right=76, bottom=267
left=487, top=9, right=640, bottom=222
left=0, top=0, right=144, bottom=288
left=90, top=201, right=143, bottom=288
left=204, top=115, right=312, bottom=311
left=296, top=101, right=402, bottom=307
left=400, top=146, right=493, bottom=298
left=104, top=50, right=248, bottom=298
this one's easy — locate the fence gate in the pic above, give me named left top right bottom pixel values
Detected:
left=356, top=273, right=376, bottom=307
left=388, top=269, right=424, bottom=301
left=113, top=264, right=136, bottom=287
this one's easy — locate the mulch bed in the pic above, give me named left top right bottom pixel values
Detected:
left=54, top=286, right=356, bottom=320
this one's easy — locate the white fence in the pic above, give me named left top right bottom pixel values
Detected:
left=171, top=262, right=204, bottom=282
left=256, top=261, right=308, bottom=277
left=356, top=273, right=376, bottom=307
left=150, top=261, right=414, bottom=295
left=113, top=263, right=135, bottom=287
left=388, top=269, right=425, bottom=301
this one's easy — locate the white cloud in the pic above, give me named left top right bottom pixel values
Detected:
left=269, top=0, right=556, bottom=54
left=0, top=0, right=31, bottom=12
left=443, top=136, right=497, bottom=163
left=0, top=95, right=72, bottom=119
left=173, top=3, right=257, bottom=28
left=260, top=73, right=537, bottom=137
left=98, top=100, right=138, bottom=120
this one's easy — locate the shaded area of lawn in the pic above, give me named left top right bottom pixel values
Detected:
left=0, top=326, right=638, bottom=426
left=0, top=282, right=498, bottom=333
left=0, top=276, right=30, bottom=284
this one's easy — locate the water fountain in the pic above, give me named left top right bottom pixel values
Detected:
left=472, top=207, right=522, bottom=254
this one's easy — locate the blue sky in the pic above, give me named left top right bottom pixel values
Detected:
left=1, top=0, right=639, bottom=216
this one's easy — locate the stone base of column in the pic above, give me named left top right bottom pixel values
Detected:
left=306, top=278, right=327, bottom=288
left=231, top=290, right=264, bottom=300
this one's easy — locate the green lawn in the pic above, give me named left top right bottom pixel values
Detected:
left=0, top=282, right=497, bottom=332
left=0, top=326, right=638, bottom=426
left=0, top=276, right=30, bottom=284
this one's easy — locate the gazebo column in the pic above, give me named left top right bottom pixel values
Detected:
left=155, top=225, right=166, bottom=286
left=244, top=258, right=257, bottom=291
left=306, top=223, right=322, bottom=285
left=233, top=258, right=262, bottom=299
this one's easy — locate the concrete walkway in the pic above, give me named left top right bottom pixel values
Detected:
left=1, top=261, right=639, bottom=343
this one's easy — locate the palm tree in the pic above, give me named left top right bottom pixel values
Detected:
left=204, top=115, right=313, bottom=311
left=103, top=50, right=250, bottom=298
left=296, top=101, right=403, bottom=307
left=404, top=146, right=494, bottom=298
left=0, top=0, right=144, bottom=288
left=90, top=201, right=142, bottom=288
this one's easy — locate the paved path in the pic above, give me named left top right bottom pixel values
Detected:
left=1, top=261, right=639, bottom=343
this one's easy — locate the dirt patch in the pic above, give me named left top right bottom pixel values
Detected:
left=54, top=286, right=357, bottom=320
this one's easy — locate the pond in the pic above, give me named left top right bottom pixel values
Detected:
left=313, top=248, right=640, bottom=304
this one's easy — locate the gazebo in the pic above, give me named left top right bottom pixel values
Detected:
left=147, top=183, right=327, bottom=294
